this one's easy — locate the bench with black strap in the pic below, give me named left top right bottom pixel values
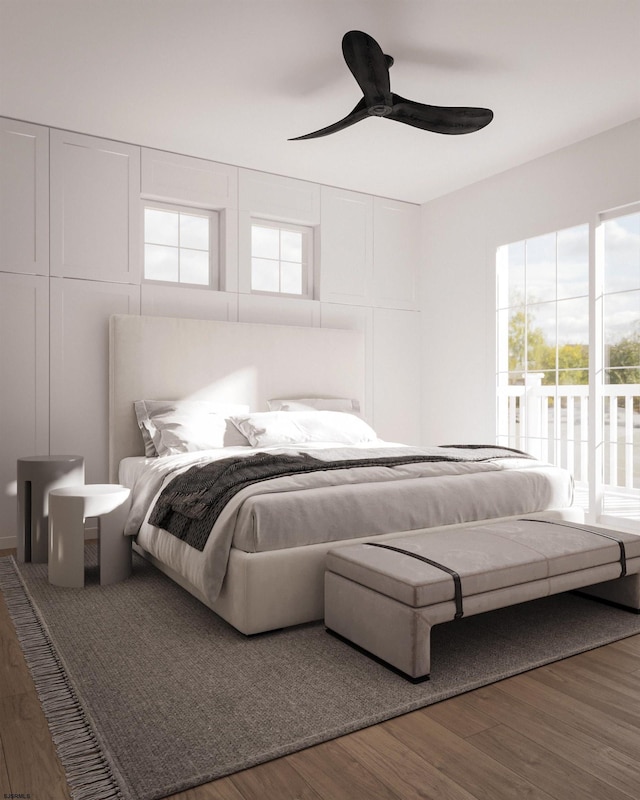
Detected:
left=366, top=542, right=465, bottom=619
left=324, top=517, right=640, bottom=681
left=520, top=518, right=628, bottom=576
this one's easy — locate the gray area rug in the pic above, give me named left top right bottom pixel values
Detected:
left=2, top=549, right=640, bottom=800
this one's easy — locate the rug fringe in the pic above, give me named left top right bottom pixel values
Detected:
left=0, top=558, right=126, bottom=800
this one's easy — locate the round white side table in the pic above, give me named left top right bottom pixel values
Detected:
left=48, top=484, right=131, bottom=588
left=17, top=455, right=85, bottom=563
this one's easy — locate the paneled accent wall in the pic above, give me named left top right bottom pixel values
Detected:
left=0, top=119, right=49, bottom=275
left=141, top=147, right=238, bottom=208
left=0, top=115, right=422, bottom=548
left=49, top=279, right=141, bottom=483
left=372, top=198, right=420, bottom=310
left=319, top=187, right=372, bottom=305
left=372, top=308, right=421, bottom=443
left=50, top=130, right=141, bottom=284
left=141, top=284, right=238, bottom=322
left=0, top=273, right=49, bottom=548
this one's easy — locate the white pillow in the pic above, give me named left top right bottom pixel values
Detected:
left=134, top=401, right=161, bottom=457
left=134, top=400, right=250, bottom=456
left=230, top=410, right=377, bottom=448
left=267, top=397, right=361, bottom=414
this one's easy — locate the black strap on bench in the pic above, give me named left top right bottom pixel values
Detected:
left=520, top=518, right=628, bottom=577
left=366, top=542, right=464, bottom=619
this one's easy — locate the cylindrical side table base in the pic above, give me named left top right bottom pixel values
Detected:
left=48, top=493, right=87, bottom=588
left=48, top=485, right=131, bottom=588
left=17, top=455, right=85, bottom=563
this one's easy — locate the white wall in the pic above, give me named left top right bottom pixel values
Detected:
left=420, top=118, right=640, bottom=445
left=0, top=117, right=421, bottom=549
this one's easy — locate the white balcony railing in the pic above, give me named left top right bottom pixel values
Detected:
left=497, top=379, right=640, bottom=500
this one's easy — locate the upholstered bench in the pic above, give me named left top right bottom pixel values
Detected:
left=324, top=518, right=640, bottom=681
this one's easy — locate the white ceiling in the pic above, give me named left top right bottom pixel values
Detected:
left=1, top=0, right=639, bottom=204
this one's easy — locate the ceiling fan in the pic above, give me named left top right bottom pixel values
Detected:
left=289, top=30, right=493, bottom=140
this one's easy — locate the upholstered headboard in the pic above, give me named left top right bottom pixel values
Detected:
left=108, top=314, right=366, bottom=481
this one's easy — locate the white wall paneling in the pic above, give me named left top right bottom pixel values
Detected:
left=0, top=273, right=49, bottom=546
left=372, top=308, right=421, bottom=445
left=238, top=294, right=321, bottom=328
left=50, top=130, right=141, bottom=283
left=238, top=169, right=320, bottom=225
left=141, top=148, right=238, bottom=209
left=373, top=198, right=419, bottom=310
left=0, top=118, right=49, bottom=275
left=49, top=278, right=140, bottom=485
left=141, top=284, right=238, bottom=322
left=219, top=208, right=239, bottom=294
left=320, top=303, right=374, bottom=421
left=319, top=187, right=372, bottom=305
left=236, top=210, right=253, bottom=295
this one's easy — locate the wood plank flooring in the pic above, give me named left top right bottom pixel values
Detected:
left=2, top=546, right=640, bottom=800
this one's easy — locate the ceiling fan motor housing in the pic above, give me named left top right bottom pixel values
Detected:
left=369, top=104, right=393, bottom=116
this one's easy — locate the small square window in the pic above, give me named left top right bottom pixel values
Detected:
left=250, top=219, right=313, bottom=298
left=143, top=203, right=218, bottom=287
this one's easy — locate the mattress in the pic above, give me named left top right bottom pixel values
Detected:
left=120, top=441, right=575, bottom=605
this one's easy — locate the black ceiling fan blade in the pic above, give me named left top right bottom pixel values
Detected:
left=289, top=31, right=493, bottom=142
left=342, top=30, right=392, bottom=108
left=288, top=99, right=370, bottom=141
left=389, top=93, right=493, bottom=134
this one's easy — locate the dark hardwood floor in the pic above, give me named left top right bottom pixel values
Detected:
left=2, top=545, right=640, bottom=800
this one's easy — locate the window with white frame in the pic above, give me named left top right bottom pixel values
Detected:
left=496, top=223, right=590, bottom=476
left=600, top=208, right=640, bottom=497
left=601, top=209, right=640, bottom=386
left=250, top=219, right=313, bottom=297
left=496, top=223, right=590, bottom=388
left=496, top=208, right=640, bottom=524
left=143, top=203, right=219, bottom=287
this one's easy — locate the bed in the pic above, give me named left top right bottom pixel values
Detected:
left=109, top=313, right=582, bottom=634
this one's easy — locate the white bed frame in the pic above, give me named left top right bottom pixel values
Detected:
left=109, top=314, right=583, bottom=635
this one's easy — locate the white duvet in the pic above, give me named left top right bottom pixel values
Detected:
left=121, top=441, right=574, bottom=605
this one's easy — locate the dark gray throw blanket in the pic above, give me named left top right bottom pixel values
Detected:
left=148, top=445, right=532, bottom=551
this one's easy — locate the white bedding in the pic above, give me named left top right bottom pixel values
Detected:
left=121, top=441, right=574, bottom=607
